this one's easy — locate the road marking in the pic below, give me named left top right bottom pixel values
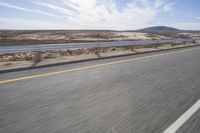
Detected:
left=163, top=99, right=200, bottom=133
left=0, top=47, right=198, bottom=84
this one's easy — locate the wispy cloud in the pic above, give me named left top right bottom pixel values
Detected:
left=0, top=0, right=176, bottom=30
left=0, top=1, right=58, bottom=17
left=0, top=2, right=31, bottom=12
left=31, top=0, right=76, bottom=17
left=29, top=0, right=175, bottom=30
left=163, top=1, right=176, bottom=13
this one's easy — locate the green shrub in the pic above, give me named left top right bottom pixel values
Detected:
left=44, top=53, right=60, bottom=59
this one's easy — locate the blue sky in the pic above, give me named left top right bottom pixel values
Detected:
left=0, top=0, right=200, bottom=30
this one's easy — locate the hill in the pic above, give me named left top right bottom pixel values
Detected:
left=137, top=26, right=181, bottom=33
left=135, top=26, right=200, bottom=33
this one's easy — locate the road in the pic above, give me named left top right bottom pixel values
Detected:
left=0, top=46, right=200, bottom=133
left=0, top=38, right=198, bottom=54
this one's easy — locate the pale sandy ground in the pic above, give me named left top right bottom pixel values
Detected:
left=0, top=43, right=198, bottom=71
left=2, top=31, right=169, bottom=41
left=12, top=32, right=151, bottom=40
left=11, top=32, right=199, bottom=41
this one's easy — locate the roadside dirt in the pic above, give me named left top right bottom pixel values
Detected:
left=0, top=43, right=199, bottom=72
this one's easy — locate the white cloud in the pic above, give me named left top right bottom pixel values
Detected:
left=30, top=0, right=174, bottom=30
left=154, top=0, right=165, bottom=9
left=0, top=0, right=176, bottom=30
left=197, top=17, right=200, bottom=20
left=30, top=0, right=76, bottom=17
left=163, top=2, right=176, bottom=13
left=0, top=1, right=58, bottom=17
left=0, top=2, right=30, bottom=12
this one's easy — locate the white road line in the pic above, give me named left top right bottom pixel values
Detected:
left=163, top=99, right=200, bottom=133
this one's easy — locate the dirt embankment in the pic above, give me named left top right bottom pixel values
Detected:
left=0, top=41, right=199, bottom=72
left=0, top=48, right=104, bottom=61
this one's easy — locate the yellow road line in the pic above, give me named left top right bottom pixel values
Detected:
left=0, top=47, right=197, bottom=84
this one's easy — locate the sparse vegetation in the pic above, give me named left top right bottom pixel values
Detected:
left=0, top=28, right=199, bottom=46
left=44, top=53, right=60, bottom=59
left=0, top=30, right=182, bottom=46
left=0, top=42, right=197, bottom=62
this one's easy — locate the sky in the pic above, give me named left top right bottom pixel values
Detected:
left=0, top=0, right=200, bottom=30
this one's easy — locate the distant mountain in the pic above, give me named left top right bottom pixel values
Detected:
left=137, top=26, right=181, bottom=33
left=134, top=26, right=200, bottom=33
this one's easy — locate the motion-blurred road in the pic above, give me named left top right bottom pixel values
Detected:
left=0, top=38, right=198, bottom=54
left=0, top=46, right=200, bottom=133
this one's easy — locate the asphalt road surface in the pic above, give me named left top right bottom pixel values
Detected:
left=0, top=46, right=200, bottom=133
left=0, top=38, right=198, bottom=54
